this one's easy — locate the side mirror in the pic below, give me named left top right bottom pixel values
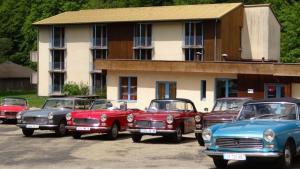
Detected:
left=204, top=108, right=209, bottom=112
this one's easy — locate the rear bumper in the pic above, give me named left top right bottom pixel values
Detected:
left=127, top=128, right=177, bottom=134
left=66, top=126, right=111, bottom=133
left=203, top=150, right=282, bottom=158
left=16, top=124, right=58, bottom=130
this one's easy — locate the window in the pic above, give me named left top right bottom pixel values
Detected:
left=134, top=23, right=152, bottom=60
left=51, top=72, right=64, bottom=93
left=52, top=26, right=65, bottom=48
left=201, top=80, right=206, bottom=100
left=264, top=84, right=285, bottom=99
left=92, top=25, right=108, bottom=60
left=216, top=79, right=237, bottom=99
left=156, top=81, right=176, bottom=99
left=91, top=73, right=106, bottom=95
left=51, top=50, right=65, bottom=70
left=184, top=22, right=203, bottom=61
left=119, top=77, right=137, bottom=101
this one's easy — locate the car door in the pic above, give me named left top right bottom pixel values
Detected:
left=184, top=103, right=196, bottom=133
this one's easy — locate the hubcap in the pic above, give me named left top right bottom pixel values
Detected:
left=177, top=128, right=182, bottom=138
left=60, top=124, right=66, bottom=134
left=284, top=146, right=291, bottom=165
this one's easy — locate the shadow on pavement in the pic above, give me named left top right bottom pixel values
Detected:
left=79, top=133, right=131, bottom=141
left=139, top=136, right=196, bottom=145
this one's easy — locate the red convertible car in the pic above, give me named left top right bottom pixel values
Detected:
left=0, top=97, right=29, bottom=123
left=66, top=99, right=142, bottom=140
left=127, top=98, right=198, bottom=143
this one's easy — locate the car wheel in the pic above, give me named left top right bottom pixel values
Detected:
left=172, top=127, right=183, bottom=143
left=55, top=121, right=67, bottom=137
left=213, top=157, right=228, bottom=169
left=195, top=133, right=204, bottom=146
left=72, top=132, right=81, bottom=139
left=22, top=128, right=34, bottom=137
left=0, top=119, right=4, bottom=124
left=107, top=123, right=119, bottom=140
left=277, top=141, right=294, bottom=169
left=131, top=134, right=142, bottom=143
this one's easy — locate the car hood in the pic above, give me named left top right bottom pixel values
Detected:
left=0, top=105, right=27, bottom=112
left=213, top=120, right=294, bottom=138
left=71, top=109, right=124, bottom=119
left=134, top=112, right=182, bottom=121
left=22, top=108, right=64, bottom=117
left=203, top=112, right=238, bottom=121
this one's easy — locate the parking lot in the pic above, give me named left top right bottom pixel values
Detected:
left=0, top=124, right=299, bottom=169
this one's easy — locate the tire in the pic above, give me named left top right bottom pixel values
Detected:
left=72, top=132, right=81, bottom=139
left=131, top=134, right=142, bottom=143
left=172, top=127, right=183, bottom=143
left=55, top=121, right=67, bottom=137
left=22, top=128, right=34, bottom=137
left=195, top=133, right=204, bottom=146
left=277, top=141, right=294, bottom=169
left=107, top=123, right=119, bottom=140
left=213, top=157, right=228, bottom=169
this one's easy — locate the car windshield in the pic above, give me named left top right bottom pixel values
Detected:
left=213, top=99, right=247, bottom=112
left=1, top=98, right=26, bottom=106
left=147, top=100, right=190, bottom=112
left=238, top=102, right=297, bottom=120
left=43, top=99, right=74, bottom=109
left=90, top=100, right=113, bottom=110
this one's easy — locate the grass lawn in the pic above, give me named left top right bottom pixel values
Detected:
left=0, top=90, right=47, bottom=108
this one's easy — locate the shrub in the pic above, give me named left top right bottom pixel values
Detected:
left=63, top=82, right=89, bottom=96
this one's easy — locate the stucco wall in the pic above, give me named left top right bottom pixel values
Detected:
left=152, top=22, right=184, bottom=61
left=292, top=83, right=300, bottom=99
left=241, top=6, right=280, bottom=61
left=106, top=70, right=236, bottom=111
left=65, top=25, right=91, bottom=85
left=38, top=27, right=51, bottom=96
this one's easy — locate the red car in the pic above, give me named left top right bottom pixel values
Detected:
left=127, top=98, right=198, bottom=143
left=194, top=97, right=251, bottom=146
left=0, top=97, right=29, bottom=123
left=66, top=99, right=142, bottom=140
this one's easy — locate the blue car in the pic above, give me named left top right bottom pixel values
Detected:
left=203, top=98, right=300, bottom=169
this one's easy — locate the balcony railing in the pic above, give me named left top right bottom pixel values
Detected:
left=49, top=84, right=64, bottom=95
left=49, top=62, right=66, bottom=71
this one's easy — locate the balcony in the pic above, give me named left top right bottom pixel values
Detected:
left=93, top=59, right=300, bottom=77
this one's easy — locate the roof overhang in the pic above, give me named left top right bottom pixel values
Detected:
left=94, top=60, right=300, bottom=77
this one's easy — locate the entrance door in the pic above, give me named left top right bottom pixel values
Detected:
left=264, top=84, right=285, bottom=98
left=156, top=81, right=176, bottom=99
left=215, top=79, right=238, bottom=99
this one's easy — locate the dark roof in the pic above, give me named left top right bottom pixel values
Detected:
left=0, top=61, right=35, bottom=78
left=245, top=97, right=300, bottom=105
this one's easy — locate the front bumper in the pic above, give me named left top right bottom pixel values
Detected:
left=127, top=128, right=177, bottom=134
left=194, top=129, right=202, bottom=133
left=16, top=124, right=58, bottom=130
left=0, top=115, right=16, bottom=120
left=66, top=126, right=111, bottom=133
left=204, top=150, right=282, bottom=158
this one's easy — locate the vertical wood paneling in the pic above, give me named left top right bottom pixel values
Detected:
left=108, top=23, right=134, bottom=59
left=220, top=5, right=244, bottom=61
left=203, top=21, right=216, bottom=61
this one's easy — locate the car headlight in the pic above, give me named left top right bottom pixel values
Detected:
left=100, top=114, right=107, bottom=122
left=195, top=115, right=201, bottom=123
left=127, top=114, right=133, bottom=123
left=48, top=112, right=54, bottom=120
left=202, top=128, right=212, bottom=141
left=264, top=129, right=275, bottom=142
left=166, top=115, right=174, bottom=124
left=16, top=112, right=22, bottom=119
left=66, top=113, right=72, bottom=120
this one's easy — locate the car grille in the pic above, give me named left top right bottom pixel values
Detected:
left=73, top=118, right=99, bottom=126
left=5, top=112, right=17, bottom=116
left=216, top=137, right=263, bottom=149
left=203, top=120, right=231, bottom=128
left=22, top=117, right=48, bottom=125
left=134, top=120, right=165, bottom=129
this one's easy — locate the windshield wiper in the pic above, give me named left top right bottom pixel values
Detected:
left=250, top=114, right=276, bottom=120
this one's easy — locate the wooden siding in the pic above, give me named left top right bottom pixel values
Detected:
left=0, top=78, right=36, bottom=91
left=237, top=74, right=300, bottom=99
left=108, top=23, right=134, bottom=59
left=220, top=5, right=244, bottom=61
left=203, top=20, right=220, bottom=61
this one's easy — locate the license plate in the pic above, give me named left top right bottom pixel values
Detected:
left=26, top=124, right=39, bottom=129
left=140, top=129, right=156, bottom=134
left=223, top=153, right=246, bottom=161
left=76, top=127, right=91, bottom=131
